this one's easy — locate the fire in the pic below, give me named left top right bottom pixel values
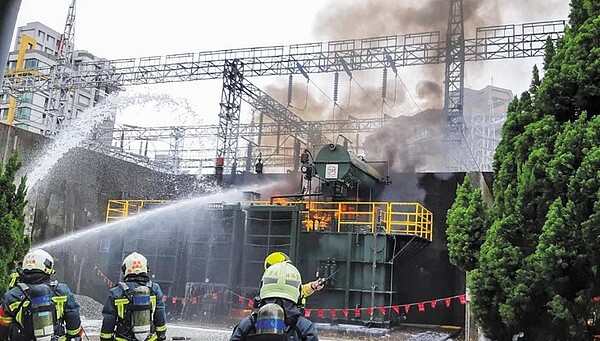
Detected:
left=272, top=197, right=290, bottom=205
left=304, top=202, right=335, bottom=231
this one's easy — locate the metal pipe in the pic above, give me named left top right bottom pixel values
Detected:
left=0, top=0, right=21, bottom=86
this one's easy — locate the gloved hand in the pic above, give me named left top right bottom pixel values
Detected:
left=308, top=279, right=325, bottom=294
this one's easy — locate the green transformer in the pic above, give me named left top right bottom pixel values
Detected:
left=313, top=144, right=385, bottom=200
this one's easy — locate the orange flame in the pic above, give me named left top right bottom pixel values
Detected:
left=304, top=202, right=335, bottom=231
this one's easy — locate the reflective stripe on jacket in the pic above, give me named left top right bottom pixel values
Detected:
left=100, top=280, right=167, bottom=341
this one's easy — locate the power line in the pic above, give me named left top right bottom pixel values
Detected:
left=308, top=78, right=355, bottom=120
left=289, top=79, right=309, bottom=111
left=397, top=74, right=422, bottom=113
left=351, top=77, right=382, bottom=115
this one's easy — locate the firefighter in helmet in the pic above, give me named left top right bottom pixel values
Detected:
left=230, top=261, right=318, bottom=340
left=0, top=249, right=82, bottom=341
left=100, top=252, right=167, bottom=341
left=264, top=252, right=324, bottom=304
left=8, top=260, right=22, bottom=289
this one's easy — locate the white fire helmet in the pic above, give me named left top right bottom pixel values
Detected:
left=122, top=252, right=148, bottom=276
left=22, top=249, right=55, bottom=275
left=260, top=262, right=302, bottom=303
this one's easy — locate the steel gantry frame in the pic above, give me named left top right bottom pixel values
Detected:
left=444, top=0, right=465, bottom=141
left=2, top=14, right=565, bottom=173
left=216, top=59, right=330, bottom=174
left=2, top=20, right=564, bottom=92
left=44, top=0, right=76, bottom=134
left=217, top=60, right=243, bottom=174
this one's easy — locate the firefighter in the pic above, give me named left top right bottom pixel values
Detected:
left=0, top=249, right=82, bottom=341
left=264, top=252, right=324, bottom=302
left=8, top=261, right=22, bottom=289
left=100, top=252, right=167, bottom=341
left=230, top=261, right=318, bottom=340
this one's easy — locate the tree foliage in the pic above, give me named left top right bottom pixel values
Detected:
left=0, top=151, right=29, bottom=295
left=446, top=174, right=488, bottom=271
left=448, top=1, right=600, bottom=338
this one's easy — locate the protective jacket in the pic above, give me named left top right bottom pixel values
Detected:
left=229, top=299, right=318, bottom=341
left=100, top=276, right=166, bottom=341
left=0, top=273, right=82, bottom=341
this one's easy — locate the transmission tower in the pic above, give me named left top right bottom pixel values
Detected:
left=44, top=0, right=76, bottom=134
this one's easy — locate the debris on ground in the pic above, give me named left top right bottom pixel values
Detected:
left=74, top=294, right=104, bottom=320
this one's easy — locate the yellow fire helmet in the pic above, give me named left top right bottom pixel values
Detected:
left=264, top=251, right=291, bottom=270
left=22, top=249, right=55, bottom=275
left=122, top=252, right=148, bottom=276
left=259, top=261, right=302, bottom=303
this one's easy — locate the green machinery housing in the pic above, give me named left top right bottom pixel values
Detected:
left=104, top=198, right=432, bottom=325
left=100, top=144, right=434, bottom=325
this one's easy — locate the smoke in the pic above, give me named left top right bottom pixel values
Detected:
left=313, top=0, right=563, bottom=40
left=363, top=109, right=446, bottom=172
left=416, top=80, right=444, bottom=109
left=312, top=0, right=566, bottom=111
left=264, top=82, right=329, bottom=121
left=264, top=75, right=406, bottom=120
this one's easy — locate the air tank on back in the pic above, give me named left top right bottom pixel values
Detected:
left=312, top=143, right=385, bottom=201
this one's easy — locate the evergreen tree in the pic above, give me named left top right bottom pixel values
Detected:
left=543, top=36, right=556, bottom=72
left=460, top=1, right=600, bottom=338
left=446, top=174, right=488, bottom=271
left=538, top=2, right=600, bottom=121
left=529, top=64, right=540, bottom=94
left=0, top=151, right=29, bottom=295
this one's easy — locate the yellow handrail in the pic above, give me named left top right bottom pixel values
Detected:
left=105, top=199, right=433, bottom=241
left=105, top=200, right=169, bottom=223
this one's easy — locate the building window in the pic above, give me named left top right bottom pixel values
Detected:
left=0, top=109, right=7, bottom=120
left=78, top=95, right=90, bottom=106
left=16, top=107, right=31, bottom=120
left=21, top=92, right=33, bottom=103
left=24, top=59, right=38, bottom=70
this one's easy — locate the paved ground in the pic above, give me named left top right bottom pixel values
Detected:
left=77, top=293, right=461, bottom=340
left=81, top=319, right=460, bottom=341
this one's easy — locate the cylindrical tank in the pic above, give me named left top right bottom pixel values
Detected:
left=256, top=303, right=285, bottom=335
left=314, top=144, right=383, bottom=200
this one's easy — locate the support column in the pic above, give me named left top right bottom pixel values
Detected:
left=293, top=137, right=301, bottom=172
left=217, top=59, right=243, bottom=178
left=0, top=0, right=21, bottom=86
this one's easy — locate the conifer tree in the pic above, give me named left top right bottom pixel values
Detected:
left=448, top=1, right=600, bottom=338
left=0, top=151, right=29, bottom=295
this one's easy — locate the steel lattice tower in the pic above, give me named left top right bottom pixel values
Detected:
left=44, top=0, right=76, bottom=134
left=217, top=60, right=243, bottom=176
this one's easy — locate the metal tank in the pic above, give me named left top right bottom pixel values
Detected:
left=313, top=144, right=385, bottom=200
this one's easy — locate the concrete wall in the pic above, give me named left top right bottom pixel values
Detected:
left=0, top=123, right=197, bottom=242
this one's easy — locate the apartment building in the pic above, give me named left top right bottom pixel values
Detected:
left=0, top=22, right=112, bottom=136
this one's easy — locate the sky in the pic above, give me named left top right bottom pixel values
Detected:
left=12, top=0, right=572, bottom=129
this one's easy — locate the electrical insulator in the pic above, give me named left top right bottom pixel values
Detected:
left=287, top=74, right=293, bottom=107
left=333, top=72, right=340, bottom=104
left=382, top=68, right=388, bottom=100
left=300, top=150, right=309, bottom=164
